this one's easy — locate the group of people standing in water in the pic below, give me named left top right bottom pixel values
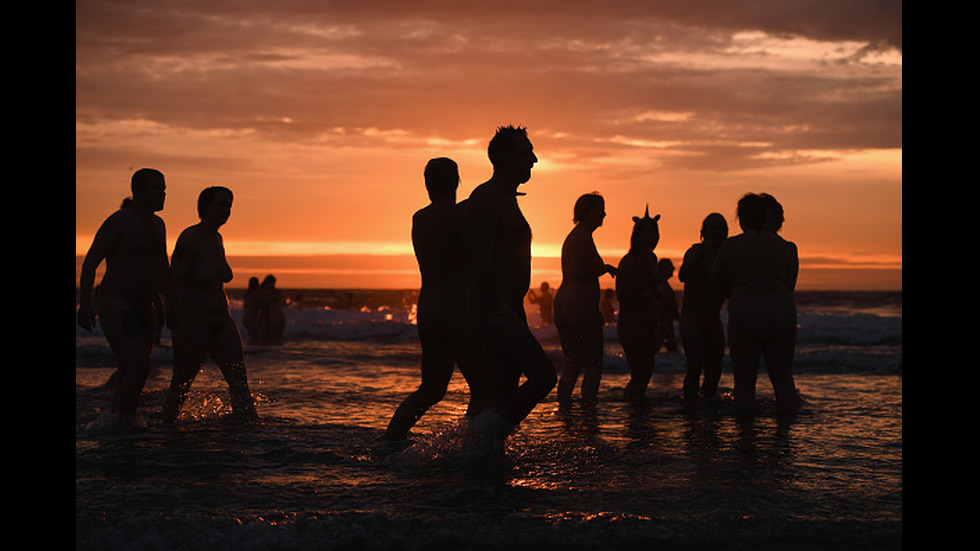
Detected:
left=77, top=125, right=800, bottom=438
left=241, top=274, right=287, bottom=346
left=543, top=190, right=799, bottom=418
left=383, top=125, right=801, bottom=445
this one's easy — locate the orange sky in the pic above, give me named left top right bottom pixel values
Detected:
left=76, top=1, right=902, bottom=291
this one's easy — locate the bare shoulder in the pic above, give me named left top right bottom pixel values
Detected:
left=152, top=212, right=167, bottom=231
left=173, top=224, right=206, bottom=252
left=413, top=204, right=434, bottom=224
left=176, top=224, right=201, bottom=242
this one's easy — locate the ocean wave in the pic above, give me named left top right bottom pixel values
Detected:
left=76, top=294, right=902, bottom=375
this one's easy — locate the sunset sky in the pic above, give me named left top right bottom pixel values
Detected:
left=76, top=1, right=902, bottom=291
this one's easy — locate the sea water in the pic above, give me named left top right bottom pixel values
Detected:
left=76, top=290, right=901, bottom=550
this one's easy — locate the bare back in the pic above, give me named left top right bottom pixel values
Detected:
left=412, top=201, right=469, bottom=330
left=413, top=202, right=468, bottom=291
left=615, top=249, right=664, bottom=334
left=679, top=242, right=725, bottom=317
left=713, top=230, right=795, bottom=301
left=85, top=208, right=168, bottom=305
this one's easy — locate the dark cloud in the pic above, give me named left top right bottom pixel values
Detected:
left=76, top=0, right=902, bottom=171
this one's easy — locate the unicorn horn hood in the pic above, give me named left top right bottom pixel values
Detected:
left=633, top=204, right=661, bottom=223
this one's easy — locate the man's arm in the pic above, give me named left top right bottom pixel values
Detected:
left=155, top=217, right=174, bottom=326
left=77, top=215, right=120, bottom=331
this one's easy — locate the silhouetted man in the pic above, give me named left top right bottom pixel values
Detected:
left=78, top=168, right=170, bottom=426
left=163, top=186, right=257, bottom=424
left=383, top=158, right=491, bottom=441
left=462, top=126, right=557, bottom=435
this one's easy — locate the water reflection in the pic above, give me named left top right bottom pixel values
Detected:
left=78, top=346, right=902, bottom=532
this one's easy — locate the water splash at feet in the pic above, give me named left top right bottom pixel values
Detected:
left=84, top=411, right=146, bottom=435
left=384, top=411, right=512, bottom=468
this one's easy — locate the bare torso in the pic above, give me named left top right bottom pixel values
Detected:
left=554, top=224, right=604, bottom=326
left=171, top=223, right=234, bottom=317
left=462, top=181, right=532, bottom=314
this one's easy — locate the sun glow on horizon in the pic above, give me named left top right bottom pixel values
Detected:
left=77, top=3, right=901, bottom=291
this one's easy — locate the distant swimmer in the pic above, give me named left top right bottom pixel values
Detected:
left=527, top=282, right=554, bottom=326
left=461, top=125, right=556, bottom=435
left=77, top=168, right=171, bottom=427
left=384, top=157, right=491, bottom=442
left=242, top=277, right=261, bottom=345
left=712, top=193, right=801, bottom=416
left=163, top=186, right=257, bottom=424
left=258, top=274, right=286, bottom=345
left=553, top=192, right=617, bottom=409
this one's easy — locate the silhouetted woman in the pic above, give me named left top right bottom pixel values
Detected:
left=553, top=193, right=617, bottom=408
left=678, top=213, right=728, bottom=407
left=712, top=193, right=800, bottom=415
left=616, top=207, right=667, bottom=402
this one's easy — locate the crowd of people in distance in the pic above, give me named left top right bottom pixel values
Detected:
left=242, top=274, right=287, bottom=346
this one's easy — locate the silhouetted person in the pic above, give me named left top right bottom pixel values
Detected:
left=163, top=186, right=257, bottom=424
left=553, top=193, right=617, bottom=409
left=678, top=213, right=728, bottom=407
left=760, top=193, right=800, bottom=294
left=616, top=206, right=668, bottom=402
left=461, top=125, right=557, bottom=435
left=600, top=288, right=616, bottom=324
left=384, top=157, right=491, bottom=441
left=762, top=192, right=800, bottom=405
left=242, top=276, right=261, bottom=345
left=659, top=258, right=680, bottom=353
left=77, top=168, right=170, bottom=426
left=258, top=274, right=286, bottom=345
left=527, top=282, right=554, bottom=326
left=712, top=193, right=800, bottom=416
left=102, top=195, right=165, bottom=390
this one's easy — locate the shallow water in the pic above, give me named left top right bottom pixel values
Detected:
left=76, top=290, right=901, bottom=549
left=76, top=333, right=901, bottom=550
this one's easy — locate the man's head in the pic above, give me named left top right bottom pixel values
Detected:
left=131, top=168, right=166, bottom=212
left=488, top=125, right=537, bottom=184
left=197, top=186, right=234, bottom=225
left=424, top=157, right=459, bottom=200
